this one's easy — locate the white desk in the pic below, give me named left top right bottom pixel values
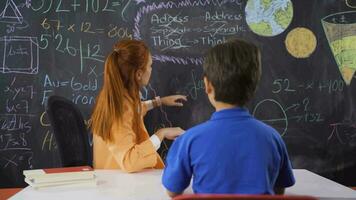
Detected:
left=10, top=169, right=356, bottom=200
left=287, top=169, right=356, bottom=200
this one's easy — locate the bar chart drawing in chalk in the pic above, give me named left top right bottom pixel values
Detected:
left=0, top=36, right=39, bottom=74
left=0, top=0, right=23, bottom=24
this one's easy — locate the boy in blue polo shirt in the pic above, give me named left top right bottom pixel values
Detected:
left=162, top=39, right=295, bottom=197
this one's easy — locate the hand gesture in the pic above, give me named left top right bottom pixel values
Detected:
left=161, top=95, right=187, bottom=107
left=155, top=127, right=185, bottom=140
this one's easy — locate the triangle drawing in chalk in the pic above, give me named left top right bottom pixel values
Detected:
left=0, top=0, right=23, bottom=24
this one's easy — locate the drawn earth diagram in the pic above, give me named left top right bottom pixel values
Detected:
left=245, top=0, right=293, bottom=37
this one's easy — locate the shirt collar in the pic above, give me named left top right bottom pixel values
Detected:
left=210, top=107, right=251, bottom=120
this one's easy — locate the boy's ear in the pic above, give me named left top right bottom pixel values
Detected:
left=204, top=76, right=213, bottom=94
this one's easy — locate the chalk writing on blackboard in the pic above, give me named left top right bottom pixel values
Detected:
left=0, top=0, right=23, bottom=24
left=328, top=122, right=356, bottom=145
left=134, top=0, right=245, bottom=65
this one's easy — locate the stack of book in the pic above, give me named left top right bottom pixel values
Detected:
left=23, top=166, right=97, bottom=189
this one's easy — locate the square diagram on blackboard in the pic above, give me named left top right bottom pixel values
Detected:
left=0, top=36, right=39, bottom=74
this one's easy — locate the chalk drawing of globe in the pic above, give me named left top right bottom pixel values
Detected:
left=245, top=0, right=294, bottom=37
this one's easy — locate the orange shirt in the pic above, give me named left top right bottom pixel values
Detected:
left=93, top=94, right=164, bottom=172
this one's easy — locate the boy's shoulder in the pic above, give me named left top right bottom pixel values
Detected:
left=178, top=116, right=284, bottom=144
left=179, top=121, right=212, bottom=140
left=253, top=118, right=286, bottom=145
left=255, top=118, right=283, bottom=135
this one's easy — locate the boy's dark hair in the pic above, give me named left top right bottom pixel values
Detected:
left=203, top=39, right=261, bottom=106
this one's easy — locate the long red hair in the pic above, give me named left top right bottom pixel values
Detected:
left=90, top=39, right=150, bottom=142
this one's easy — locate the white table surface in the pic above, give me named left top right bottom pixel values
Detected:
left=287, top=169, right=356, bottom=200
left=10, top=169, right=356, bottom=200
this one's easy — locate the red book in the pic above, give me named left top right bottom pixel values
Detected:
left=43, top=166, right=93, bottom=174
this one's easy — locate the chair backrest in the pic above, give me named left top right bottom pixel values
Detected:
left=46, top=95, right=92, bottom=167
left=173, top=194, right=318, bottom=200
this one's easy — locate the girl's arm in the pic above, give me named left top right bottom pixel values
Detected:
left=108, top=103, right=158, bottom=173
left=141, top=95, right=187, bottom=116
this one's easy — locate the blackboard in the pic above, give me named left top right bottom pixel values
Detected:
left=1, top=0, right=356, bottom=188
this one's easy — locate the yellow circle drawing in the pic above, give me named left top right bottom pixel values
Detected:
left=285, top=27, right=317, bottom=58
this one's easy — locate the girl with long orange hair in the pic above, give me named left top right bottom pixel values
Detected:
left=91, top=39, right=186, bottom=172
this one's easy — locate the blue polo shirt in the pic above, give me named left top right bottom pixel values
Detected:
left=162, top=107, right=295, bottom=194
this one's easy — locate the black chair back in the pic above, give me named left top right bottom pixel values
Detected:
left=46, top=95, right=92, bottom=167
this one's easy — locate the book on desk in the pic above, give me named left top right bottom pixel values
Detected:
left=23, top=166, right=97, bottom=189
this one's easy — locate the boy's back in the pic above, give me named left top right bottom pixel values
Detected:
left=162, top=107, right=294, bottom=194
left=162, top=39, right=295, bottom=197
